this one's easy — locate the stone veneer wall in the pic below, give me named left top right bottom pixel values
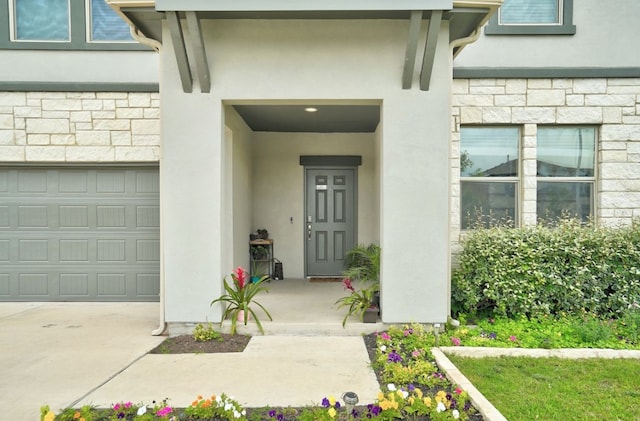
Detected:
left=451, top=78, right=640, bottom=246
left=0, top=91, right=160, bottom=162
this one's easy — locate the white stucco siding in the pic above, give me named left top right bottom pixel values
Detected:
left=453, top=0, right=640, bottom=69
left=0, top=50, right=159, bottom=84
left=160, top=18, right=453, bottom=325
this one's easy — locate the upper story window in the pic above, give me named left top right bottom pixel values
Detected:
left=1, top=0, right=145, bottom=50
left=485, top=0, right=576, bottom=35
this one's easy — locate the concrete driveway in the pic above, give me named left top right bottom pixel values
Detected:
left=0, top=302, right=163, bottom=420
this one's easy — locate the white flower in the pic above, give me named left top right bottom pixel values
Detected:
left=137, top=406, right=147, bottom=416
left=241, top=409, right=246, bottom=416
left=436, top=402, right=446, bottom=412
left=380, top=345, right=387, bottom=352
left=452, top=409, right=460, bottom=419
left=224, top=403, right=234, bottom=411
left=233, top=410, right=241, bottom=418
left=401, top=390, right=409, bottom=399
left=216, top=395, right=222, bottom=403
left=387, top=383, right=396, bottom=391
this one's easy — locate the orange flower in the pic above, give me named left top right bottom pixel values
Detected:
left=191, top=400, right=199, bottom=407
left=197, top=395, right=203, bottom=400
left=73, top=411, right=81, bottom=419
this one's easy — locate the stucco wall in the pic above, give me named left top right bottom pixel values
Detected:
left=250, top=132, right=377, bottom=279
left=453, top=0, right=640, bottom=69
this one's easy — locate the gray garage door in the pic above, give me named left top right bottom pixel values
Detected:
left=0, top=167, right=160, bottom=301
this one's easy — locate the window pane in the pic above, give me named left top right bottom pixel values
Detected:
left=537, top=182, right=593, bottom=223
left=460, top=127, right=519, bottom=177
left=90, top=0, right=133, bottom=41
left=461, top=181, right=517, bottom=229
left=500, top=0, right=560, bottom=24
left=537, top=127, right=595, bottom=177
left=15, top=0, right=69, bottom=41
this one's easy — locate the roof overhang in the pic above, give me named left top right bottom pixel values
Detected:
left=108, top=0, right=501, bottom=93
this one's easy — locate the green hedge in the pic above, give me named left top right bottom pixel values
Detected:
left=452, top=219, right=640, bottom=318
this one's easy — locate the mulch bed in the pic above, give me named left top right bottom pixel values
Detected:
left=149, top=333, right=251, bottom=354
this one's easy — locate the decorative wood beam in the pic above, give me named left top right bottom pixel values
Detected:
left=401, top=11, right=423, bottom=90
left=419, top=10, right=442, bottom=91
left=185, top=11, right=211, bottom=93
left=166, top=11, right=193, bottom=93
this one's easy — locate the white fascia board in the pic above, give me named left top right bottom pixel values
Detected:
left=155, top=0, right=453, bottom=12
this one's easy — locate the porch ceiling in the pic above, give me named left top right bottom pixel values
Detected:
left=108, top=0, right=501, bottom=93
left=232, top=105, right=380, bottom=133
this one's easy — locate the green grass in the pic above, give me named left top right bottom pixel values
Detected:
left=447, top=355, right=640, bottom=421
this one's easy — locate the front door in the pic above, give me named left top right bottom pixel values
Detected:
left=305, top=168, right=356, bottom=276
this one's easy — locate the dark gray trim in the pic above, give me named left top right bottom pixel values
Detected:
left=0, top=0, right=150, bottom=51
left=402, top=10, right=422, bottom=90
left=453, top=67, right=640, bottom=79
left=0, top=81, right=159, bottom=92
left=185, top=11, right=211, bottom=93
left=485, top=0, right=575, bottom=35
left=420, top=9, right=442, bottom=91
left=299, top=156, right=362, bottom=167
left=166, top=11, right=193, bottom=93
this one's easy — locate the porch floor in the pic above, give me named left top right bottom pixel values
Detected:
left=219, top=278, right=386, bottom=336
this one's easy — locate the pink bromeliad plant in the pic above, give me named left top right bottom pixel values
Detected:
left=211, top=266, right=272, bottom=334
left=335, top=277, right=380, bottom=327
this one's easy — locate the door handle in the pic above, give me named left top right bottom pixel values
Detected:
left=307, top=223, right=312, bottom=240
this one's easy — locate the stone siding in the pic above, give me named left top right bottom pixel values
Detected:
left=452, top=78, right=640, bottom=244
left=0, top=92, right=160, bottom=162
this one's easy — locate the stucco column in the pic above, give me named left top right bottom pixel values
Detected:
left=380, top=91, right=451, bottom=324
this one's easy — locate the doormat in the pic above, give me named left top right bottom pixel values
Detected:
left=309, top=277, right=343, bottom=283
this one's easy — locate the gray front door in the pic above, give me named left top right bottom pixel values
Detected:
left=305, top=168, right=356, bottom=276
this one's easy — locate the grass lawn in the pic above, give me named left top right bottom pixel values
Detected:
left=447, top=355, right=640, bottom=421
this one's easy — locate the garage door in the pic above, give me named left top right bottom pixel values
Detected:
left=0, top=167, right=160, bottom=301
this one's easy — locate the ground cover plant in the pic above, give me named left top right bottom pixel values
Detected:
left=446, top=355, right=640, bottom=421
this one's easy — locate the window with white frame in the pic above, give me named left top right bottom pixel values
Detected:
left=460, top=127, right=520, bottom=228
left=536, top=127, right=596, bottom=223
left=3, top=0, right=140, bottom=49
left=485, top=0, right=576, bottom=35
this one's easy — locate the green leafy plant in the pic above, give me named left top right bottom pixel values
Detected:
left=211, top=266, right=272, bottom=335
left=185, top=394, right=246, bottom=420
left=335, top=278, right=379, bottom=327
left=193, top=322, right=222, bottom=342
left=343, top=243, right=380, bottom=284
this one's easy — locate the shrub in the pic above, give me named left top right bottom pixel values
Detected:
left=452, top=218, right=640, bottom=319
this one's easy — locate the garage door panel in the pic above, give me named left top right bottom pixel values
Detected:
left=0, top=167, right=159, bottom=302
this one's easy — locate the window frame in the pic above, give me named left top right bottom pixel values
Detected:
left=535, top=126, right=597, bottom=223
left=459, top=126, right=522, bottom=229
left=485, top=0, right=576, bottom=35
left=0, top=0, right=149, bottom=50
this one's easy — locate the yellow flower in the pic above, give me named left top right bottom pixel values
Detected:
left=435, top=390, right=447, bottom=402
left=377, top=392, right=385, bottom=400
left=423, top=397, right=432, bottom=407
left=328, top=396, right=336, bottom=406
left=415, top=388, right=423, bottom=399
left=408, top=397, right=415, bottom=405
left=396, top=390, right=405, bottom=399
left=328, top=407, right=336, bottom=418
left=44, top=411, right=55, bottom=421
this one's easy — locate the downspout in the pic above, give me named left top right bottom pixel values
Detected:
left=107, top=1, right=166, bottom=336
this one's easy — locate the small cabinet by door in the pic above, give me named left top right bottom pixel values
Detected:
left=249, top=239, right=273, bottom=280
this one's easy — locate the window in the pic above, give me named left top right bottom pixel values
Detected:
left=485, top=0, right=576, bottom=35
left=2, top=0, right=144, bottom=50
left=537, top=127, right=596, bottom=223
left=13, top=0, right=70, bottom=41
left=460, top=127, right=520, bottom=228
left=88, top=0, right=133, bottom=42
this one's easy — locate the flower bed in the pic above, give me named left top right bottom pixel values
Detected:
left=41, top=324, right=478, bottom=421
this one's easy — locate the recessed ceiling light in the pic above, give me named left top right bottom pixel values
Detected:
left=304, top=107, right=318, bottom=113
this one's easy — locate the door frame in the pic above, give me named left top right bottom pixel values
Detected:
left=300, top=155, right=361, bottom=277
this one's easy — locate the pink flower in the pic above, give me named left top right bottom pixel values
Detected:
left=455, top=387, right=463, bottom=395
left=342, top=278, right=355, bottom=292
left=379, top=332, right=391, bottom=341
left=411, top=350, right=421, bottom=358
left=451, top=337, right=461, bottom=346
left=234, top=267, right=246, bottom=290
left=509, top=335, right=517, bottom=342
left=156, top=406, right=173, bottom=417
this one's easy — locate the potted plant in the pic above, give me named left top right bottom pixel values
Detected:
left=342, top=243, right=381, bottom=310
left=335, top=278, right=380, bottom=326
left=210, top=266, right=273, bottom=334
